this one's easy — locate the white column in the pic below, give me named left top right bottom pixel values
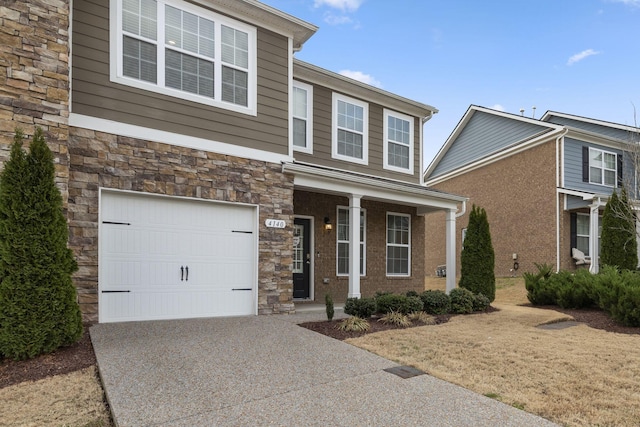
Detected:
left=445, top=208, right=457, bottom=294
left=348, top=195, right=362, bottom=298
left=589, top=203, right=599, bottom=274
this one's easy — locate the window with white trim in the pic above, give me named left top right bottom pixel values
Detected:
left=387, top=213, right=410, bottom=276
left=383, top=109, right=414, bottom=174
left=589, top=148, right=617, bottom=187
left=111, top=0, right=256, bottom=114
left=337, top=207, right=366, bottom=276
left=576, top=213, right=602, bottom=256
left=292, top=81, right=313, bottom=153
left=332, top=93, right=368, bottom=165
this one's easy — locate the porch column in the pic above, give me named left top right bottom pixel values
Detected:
left=445, top=208, right=457, bottom=294
left=589, top=202, right=600, bottom=274
left=348, top=194, right=362, bottom=299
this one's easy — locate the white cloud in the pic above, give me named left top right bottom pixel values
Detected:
left=339, top=70, right=383, bottom=88
left=314, top=0, right=364, bottom=12
left=323, top=12, right=352, bottom=25
left=567, top=49, right=602, bottom=66
left=491, top=104, right=505, bottom=112
left=607, top=0, right=640, bottom=7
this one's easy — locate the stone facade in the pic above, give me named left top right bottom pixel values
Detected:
left=425, top=141, right=559, bottom=278
left=294, top=190, right=426, bottom=302
left=68, top=128, right=295, bottom=322
left=0, top=1, right=71, bottom=199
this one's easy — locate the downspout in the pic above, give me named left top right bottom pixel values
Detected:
left=456, top=199, right=467, bottom=218
left=555, top=129, right=568, bottom=272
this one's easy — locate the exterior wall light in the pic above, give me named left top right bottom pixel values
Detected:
left=324, top=216, right=333, bottom=231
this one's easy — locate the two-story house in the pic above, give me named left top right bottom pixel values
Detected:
left=423, top=105, right=640, bottom=279
left=1, top=0, right=465, bottom=323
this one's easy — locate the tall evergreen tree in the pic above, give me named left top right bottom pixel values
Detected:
left=0, top=128, right=82, bottom=360
left=459, top=205, right=496, bottom=302
left=600, top=189, right=638, bottom=270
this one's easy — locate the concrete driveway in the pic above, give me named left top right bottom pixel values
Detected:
left=90, top=312, right=559, bottom=427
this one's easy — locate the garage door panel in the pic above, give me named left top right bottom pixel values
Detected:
left=100, top=192, right=257, bottom=323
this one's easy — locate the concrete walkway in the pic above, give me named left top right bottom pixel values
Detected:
left=90, top=311, right=559, bottom=427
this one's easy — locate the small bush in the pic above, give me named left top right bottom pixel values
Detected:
left=376, top=294, right=423, bottom=314
left=472, top=293, right=491, bottom=312
left=337, top=316, right=370, bottom=332
left=524, top=263, right=557, bottom=306
left=325, top=294, right=334, bottom=321
left=405, top=290, right=419, bottom=298
left=344, top=297, right=376, bottom=318
left=449, top=288, right=475, bottom=314
left=409, top=311, right=437, bottom=325
left=378, top=311, right=411, bottom=327
left=555, top=269, right=595, bottom=309
left=420, top=290, right=451, bottom=315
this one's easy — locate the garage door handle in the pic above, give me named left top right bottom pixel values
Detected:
left=181, top=266, right=184, bottom=281
left=185, top=266, right=189, bottom=281
left=232, top=288, right=252, bottom=291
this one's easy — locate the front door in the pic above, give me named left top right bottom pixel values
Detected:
left=293, top=218, right=311, bottom=299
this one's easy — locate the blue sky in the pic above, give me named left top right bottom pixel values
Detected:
left=261, top=0, right=640, bottom=168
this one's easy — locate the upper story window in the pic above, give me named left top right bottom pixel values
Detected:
left=111, top=0, right=257, bottom=115
left=589, top=147, right=617, bottom=187
left=332, top=93, right=368, bottom=165
left=292, top=81, right=313, bottom=154
left=383, top=109, right=414, bottom=174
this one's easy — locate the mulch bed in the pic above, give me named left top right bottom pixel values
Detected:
left=0, top=324, right=96, bottom=389
left=1, top=306, right=638, bottom=389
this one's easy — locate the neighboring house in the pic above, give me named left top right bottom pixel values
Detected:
left=424, top=105, right=640, bottom=279
left=0, top=0, right=465, bottom=323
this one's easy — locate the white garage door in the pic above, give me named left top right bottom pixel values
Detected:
left=99, top=191, right=257, bottom=323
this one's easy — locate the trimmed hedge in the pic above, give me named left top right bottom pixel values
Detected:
left=344, top=297, right=376, bottom=319
left=525, top=264, right=640, bottom=327
left=375, top=294, right=423, bottom=315
left=449, top=288, right=475, bottom=314
left=420, top=290, right=451, bottom=315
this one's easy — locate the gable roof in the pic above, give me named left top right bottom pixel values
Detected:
left=542, top=111, right=640, bottom=144
left=424, top=105, right=563, bottom=184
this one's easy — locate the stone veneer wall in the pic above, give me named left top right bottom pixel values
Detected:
left=0, top=1, right=71, bottom=200
left=68, top=128, right=295, bottom=322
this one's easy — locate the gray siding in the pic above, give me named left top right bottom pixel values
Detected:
left=563, top=137, right=623, bottom=194
left=293, top=83, right=423, bottom=184
left=71, top=0, right=289, bottom=155
left=566, top=195, right=590, bottom=210
left=547, top=115, right=632, bottom=141
left=430, top=111, right=551, bottom=178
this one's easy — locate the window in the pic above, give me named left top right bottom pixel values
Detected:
left=111, top=0, right=256, bottom=114
left=383, top=109, right=414, bottom=174
left=292, top=81, right=313, bottom=153
left=387, top=213, right=411, bottom=276
left=589, top=148, right=617, bottom=187
left=332, top=93, right=368, bottom=165
left=575, top=213, right=602, bottom=256
left=337, top=207, right=366, bottom=276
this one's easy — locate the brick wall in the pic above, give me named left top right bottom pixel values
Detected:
left=68, top=128, right=295, bottom=322
left=294, top=190, right=426, bottom=302
left=425, top=141, right=558, bottom=278
left=0, top=1, right=71, bottom=201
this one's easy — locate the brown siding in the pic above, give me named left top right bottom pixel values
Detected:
left=71, top=0, right=290, bottom=155
left=425, top=141, right=558, bottom=278
left=293, top=82, right=423, bottom=184
left=294, top=190, right=425, bottom=302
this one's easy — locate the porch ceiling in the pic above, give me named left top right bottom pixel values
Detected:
left=283, top=162, right=466, bottom=214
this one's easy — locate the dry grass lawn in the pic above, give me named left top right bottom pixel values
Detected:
left=350, top=278, right=640, bottom=426
left=0, top=366, right=111, bottom=427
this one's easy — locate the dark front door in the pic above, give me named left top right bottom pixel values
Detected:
left=293, top=218, right=311, bottom=299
